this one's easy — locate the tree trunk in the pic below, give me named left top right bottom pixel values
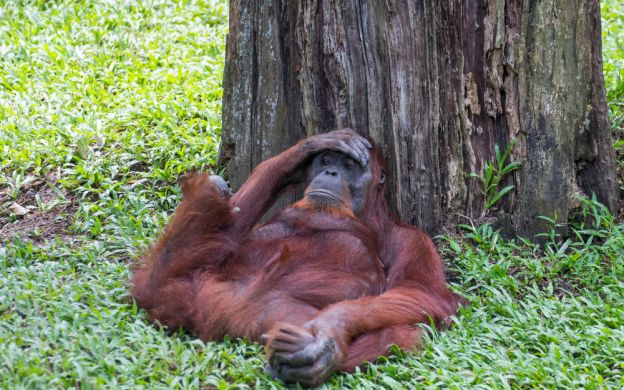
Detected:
left=219, top=0, right=619, bottom=239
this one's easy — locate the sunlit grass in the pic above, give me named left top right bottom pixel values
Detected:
left=1, top=1, right=623, bottom=388
left=603, top=0, right=624, bottom=132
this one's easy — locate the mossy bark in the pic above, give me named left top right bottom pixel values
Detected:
left=219, top=0, right=619, bottom=239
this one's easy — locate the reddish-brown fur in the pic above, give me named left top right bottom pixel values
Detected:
left=131, top=137, right=465, bottom=376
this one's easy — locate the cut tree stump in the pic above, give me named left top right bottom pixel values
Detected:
left=219, top=0, right=619, bottom=239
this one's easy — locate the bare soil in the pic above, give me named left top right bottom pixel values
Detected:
left=0, top=172, right=78, bottom=245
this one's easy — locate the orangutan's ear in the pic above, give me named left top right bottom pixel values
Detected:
left=380, top=169, right=386, bottom=184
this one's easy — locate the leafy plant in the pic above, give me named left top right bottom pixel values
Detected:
left=536, top=213, right=564, bottom=245
left=468, top=142, right=521, bottom=210
left=3, top=169, right=36, bottom=200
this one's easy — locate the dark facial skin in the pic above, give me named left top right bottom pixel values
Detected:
left=304, top=151, right=373, bottom=216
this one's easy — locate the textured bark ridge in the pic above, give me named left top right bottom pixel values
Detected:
left=219, top=0, right=619, bottom=239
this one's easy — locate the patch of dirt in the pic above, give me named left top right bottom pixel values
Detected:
left=507, top=265, right=582, bottom=300
left=0, top=171, right=78, bottom=245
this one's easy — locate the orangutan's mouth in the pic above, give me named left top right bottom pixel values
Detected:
left=305, top=189, right=344, bottom=204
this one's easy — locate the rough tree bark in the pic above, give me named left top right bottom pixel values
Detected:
left=219, top=0, right=619, bottom=239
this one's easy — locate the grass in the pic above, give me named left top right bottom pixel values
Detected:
left=0, top=0, right=623, bottom=388
left=603, top=0, right=624, bottom=194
